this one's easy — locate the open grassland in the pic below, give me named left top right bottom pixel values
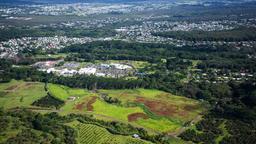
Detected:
left=0, top=80, right=47, bottom=109
left=67, top=121, right=151, bottom=144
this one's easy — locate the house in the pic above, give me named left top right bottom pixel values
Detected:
left=68, top=96, right=76, bottom=101
left=132, top=134, right=140, bottom=139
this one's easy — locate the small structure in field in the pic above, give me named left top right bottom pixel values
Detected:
left=68, top=96, right=76, bottom=101
left=132, top=134, right=140, bottom=139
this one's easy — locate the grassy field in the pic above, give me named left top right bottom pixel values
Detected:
left=0, top=80, right=47, bottom=109
left=0, top=80, right=205, bottom=135
left=48, top=83, right=90, bottom=101
left=134, top=118, right=180, bottom=132
left=67, top=121, right=151, bottom=144
left=92, top=99, right=144, bottom=121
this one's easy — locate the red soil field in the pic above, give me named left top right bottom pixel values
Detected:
left=86, top=96, right=97, bottom=111
left=75, top=102, right=86, bottom=111
left=128, top=113, right=148, bottom=122
left=135, top=97, right=188, bottom=118
left=75, top=96, right=97, bottom=111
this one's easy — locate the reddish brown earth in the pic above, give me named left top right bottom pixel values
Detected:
left=135, top=97, right=188, bottom=118
left=75, top=102, right=86, bottom=111
left=75, top=96, right=97, bottom=111
left=128, top=113, right=149, bottom=122
left=86, top=96, right=97, bottom=111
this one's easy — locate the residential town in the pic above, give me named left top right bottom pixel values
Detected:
left=0, top=36, right=94, bottom=58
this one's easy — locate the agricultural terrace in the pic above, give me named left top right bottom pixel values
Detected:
left=67, top=121, right=151, bottom=144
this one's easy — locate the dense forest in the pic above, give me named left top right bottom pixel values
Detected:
left=152, top=27, right=256, bottom=42
left=0, top=27, right=116, bottom=41
left=60, top=41, right=256, bottom=72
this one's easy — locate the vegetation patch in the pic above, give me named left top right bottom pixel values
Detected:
left=0, top=109, right=76, bottom=144
left=32, top=93, right=64, bottom=109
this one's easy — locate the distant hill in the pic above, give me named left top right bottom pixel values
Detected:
left=0, top=0, right=253, bottom=5
left=0, top=0, right=150, bottom=4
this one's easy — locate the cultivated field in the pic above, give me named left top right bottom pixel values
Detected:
left=67, top=121, right=151, bottom=144
left=0, top=80, right=206, bottom=135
